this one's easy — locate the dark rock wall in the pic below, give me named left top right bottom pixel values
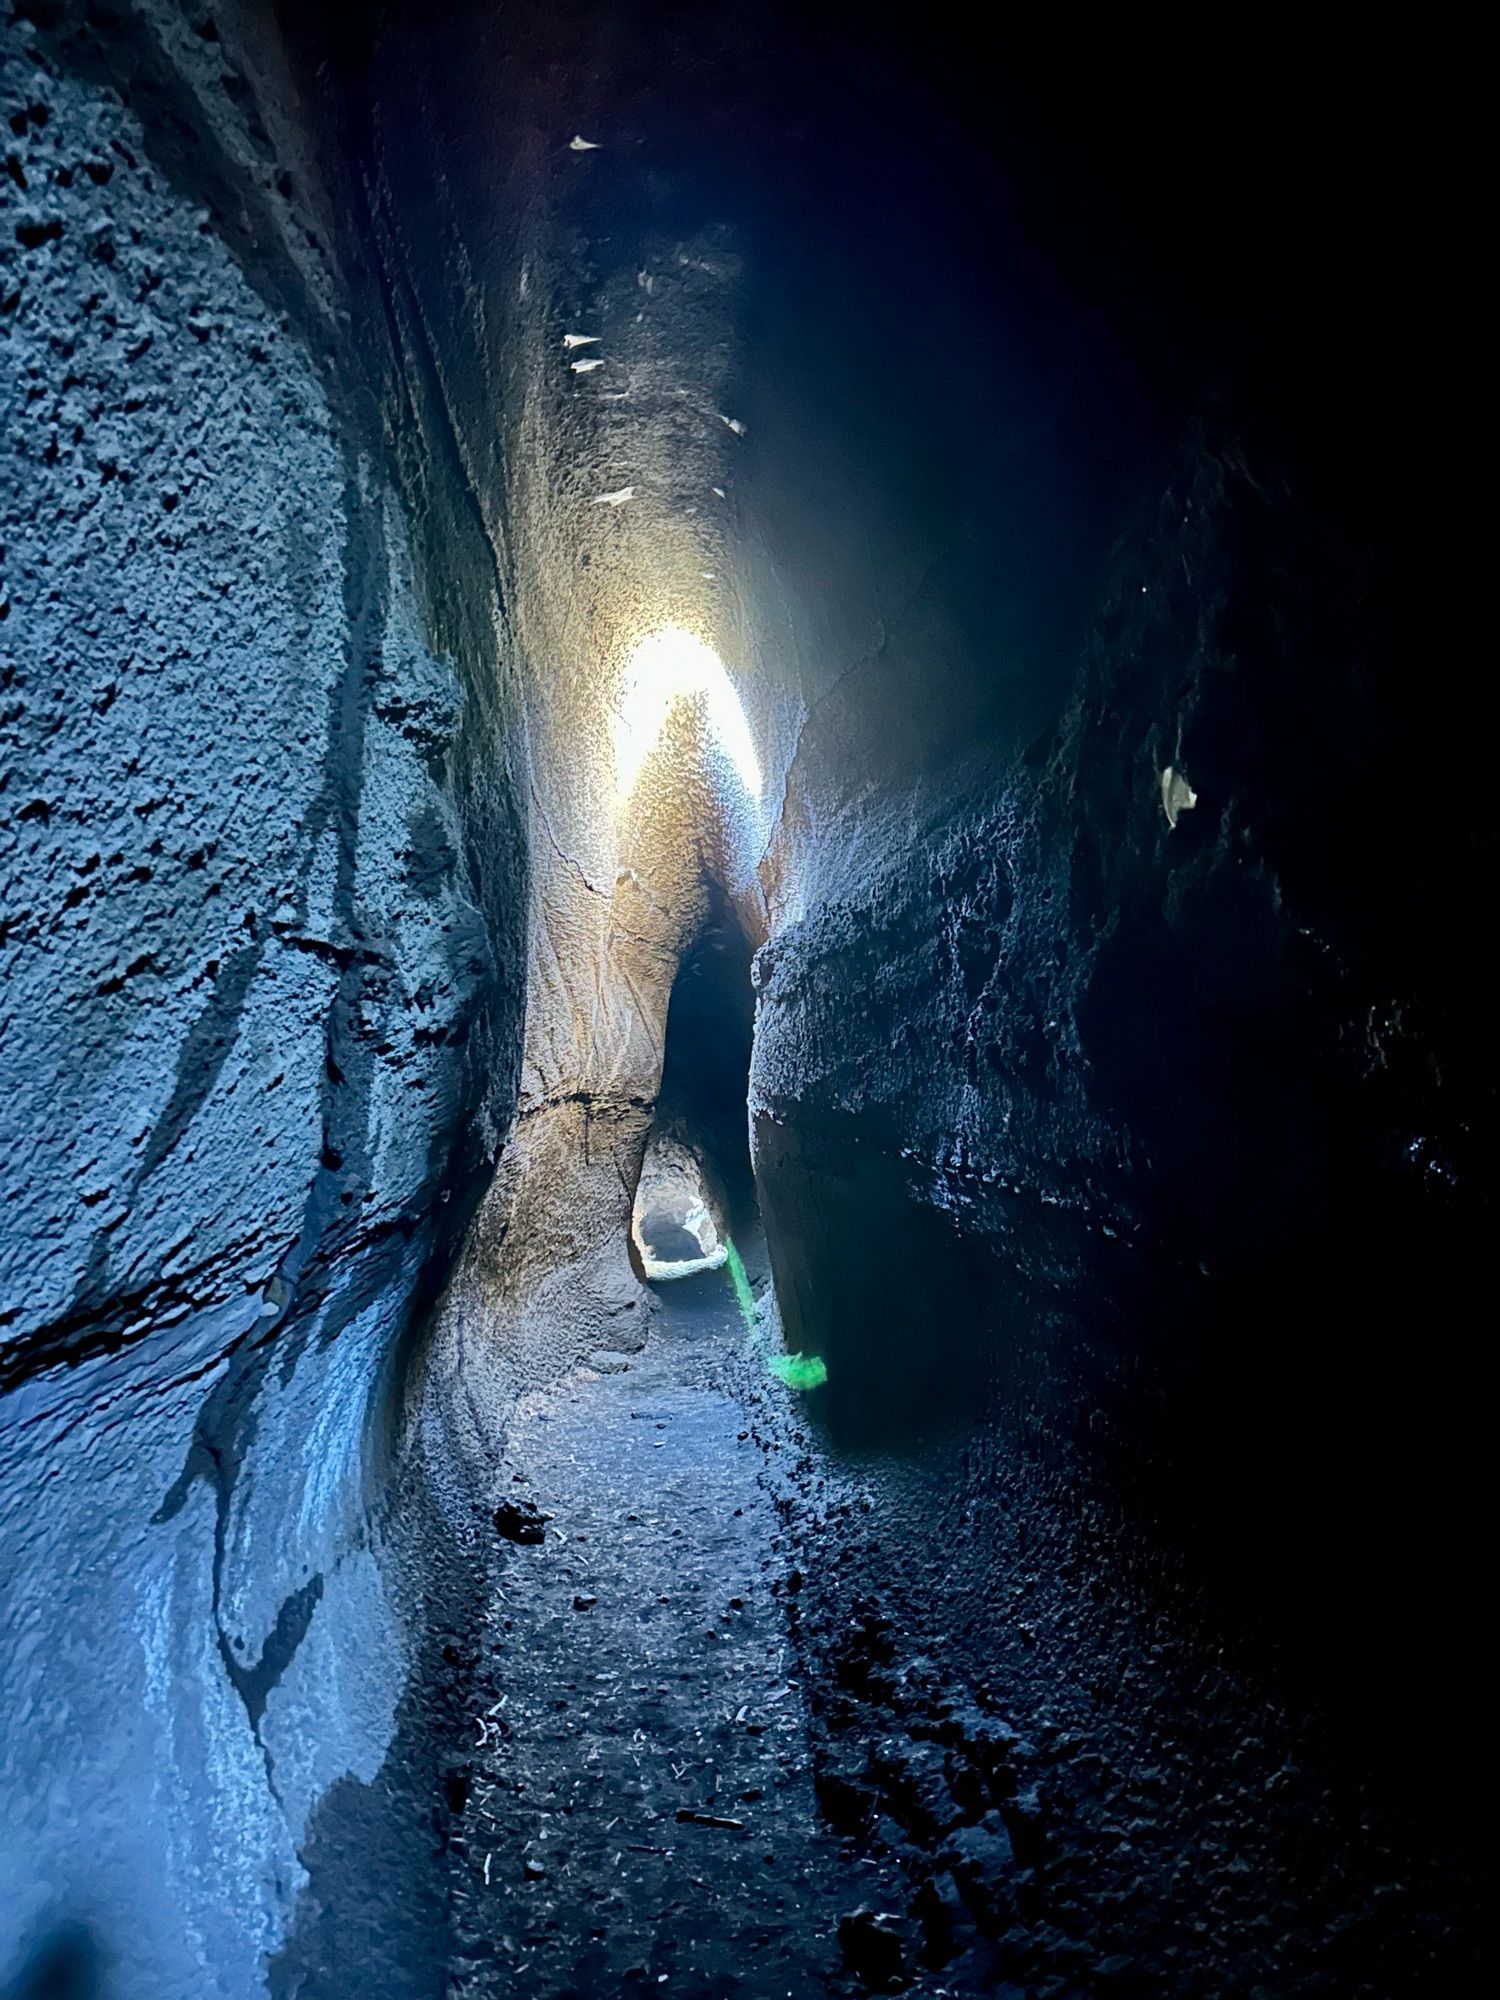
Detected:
left=732, top=36, right=1489, bottom=1976
left=1, top=5, right=522, bottom=1992
left=752, top=408, right=1490, bottom=1696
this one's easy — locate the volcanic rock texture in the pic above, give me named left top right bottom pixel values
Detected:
left=2, top=5, right=520, bottom=1990
left=1, top=4, right=1490, bottom=1998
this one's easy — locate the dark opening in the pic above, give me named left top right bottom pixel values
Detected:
left=650, top=889, right=757, bottom=1224
left=636, top=1211, right=707, bottom=1264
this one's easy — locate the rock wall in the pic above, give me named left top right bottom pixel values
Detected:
left=0, top=6, right=521, bottom=1992
left=347, top=1, right=779, bottom=1427
left=745, top=263, right=1489, bottom=1764
left=721, top=45, right=1488, bottom=1964
left=745, top=423, right=1489, bottom=1986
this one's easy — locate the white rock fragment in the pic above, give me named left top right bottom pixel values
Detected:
left=569, top=134, right=601, bottom=151
left=711, top=486, right=726, bottom=500
left=1160, top=764, right=1198, bottom=829
left=593, top=486, right=635, bottom=506
left=571, top=357, right=605, bottom=373
left=562, top=333, right=601, bottom=349
left=718, top=414, right=747, bottom=437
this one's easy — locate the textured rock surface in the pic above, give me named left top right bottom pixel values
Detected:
left=750, top=421, right=1490, bottom=1686
left=0, top=4, right=1488, bottom=1996
left=1, top=7, right=518, bottom=1992
left=440, top=1259, right=914, bottom=1999
left=738, top=318, right=1490, bottom=1979
left=1, top=8, right=777, bottom=1993
left=351, top=0, right=778, bottom=1423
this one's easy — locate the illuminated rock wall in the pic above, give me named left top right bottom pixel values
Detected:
left=0, top=7, right=519, bottom=1990
left=352, top=4, right=786, bottom=1415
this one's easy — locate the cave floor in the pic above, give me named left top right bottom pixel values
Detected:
left=430, top=1238, right=1481, bottom=2000
left=447, top=1267, right=904, bottom=1999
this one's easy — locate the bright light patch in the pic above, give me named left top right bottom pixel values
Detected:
left=637, top=1198, right=728, bottom=1282
left=614, top=626, right=762, bottom=803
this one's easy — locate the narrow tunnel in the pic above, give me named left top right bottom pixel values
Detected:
left=631, top=899, right=756, bottom=1281
left=0, top=4, right=1488, bottom=1997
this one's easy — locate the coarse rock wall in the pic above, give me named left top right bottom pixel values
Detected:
left=743, top=172, right=1491, bottom=1786
left=698, top=49, right=1490, bottom=1970
left=0, top=5, right=522, bottom=1993
left=1, top=6, right=795, bottom=1985
left=645, top=20, right=1494, bottom=1974
left=744, top=423, right=1490, bottom=1989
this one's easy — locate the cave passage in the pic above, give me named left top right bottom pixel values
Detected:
left=0, top=4, right=1488, bottom=1998
left=439, top=1231, right=894, bottom=1995
left=630, top=906, right=754, bottom=1280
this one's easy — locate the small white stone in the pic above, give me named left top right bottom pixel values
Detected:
left=1160, top=764, right=1198, bottom=829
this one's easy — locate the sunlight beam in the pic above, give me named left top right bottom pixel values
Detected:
left=613, top=626, right=762, bottom=804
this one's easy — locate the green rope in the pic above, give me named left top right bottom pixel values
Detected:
left=723, top=1237, right=828, bottom=1391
